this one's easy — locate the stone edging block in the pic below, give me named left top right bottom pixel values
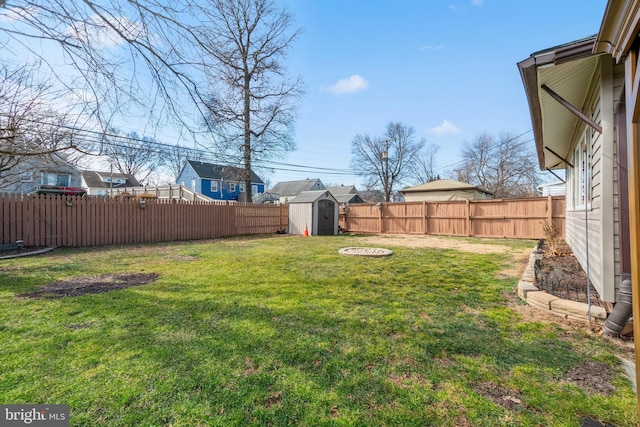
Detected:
left=518, top=247, right=606, bottom=325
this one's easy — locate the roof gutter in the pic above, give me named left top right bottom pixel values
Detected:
left=595, top=0, right=640, bottom=62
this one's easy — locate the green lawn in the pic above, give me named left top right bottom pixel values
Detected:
left=0, top=235, right=636, bottom=426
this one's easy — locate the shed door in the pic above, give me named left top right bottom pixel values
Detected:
left=317, top=199, right=335, bottom=235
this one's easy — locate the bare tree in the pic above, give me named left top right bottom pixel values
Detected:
left=351, top=122, right=426, bottom=202
left=456, top=132, right=540, bottom=198
left=201, top=0, right=304, bottom=201
left=162, top=144, right=206, bottom=182
left=410, top=143, right=440, bottom=184
left=101, top=130, right=163, bottom=184
left=0, top=1, right=228, bottom=134
left=0, top=64, right=85, bottom=187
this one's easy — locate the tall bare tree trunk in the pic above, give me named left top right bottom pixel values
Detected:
left=244, top=71, right=252, bottom=202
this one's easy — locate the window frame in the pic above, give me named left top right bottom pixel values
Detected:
left=41, top=172, right=70, bottom=187
left=572, top=129, right=592, bottom=209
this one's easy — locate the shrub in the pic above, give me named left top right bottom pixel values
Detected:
left=542, top=221, right=565, bottom=256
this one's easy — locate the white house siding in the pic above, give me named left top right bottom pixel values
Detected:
left=612, top=62, right=625, bottom=286
left=403, top=189, right=489, bottom=202
left=564, top=58, right=617, bottom=302
left=289, top=203, right=312, bottom=235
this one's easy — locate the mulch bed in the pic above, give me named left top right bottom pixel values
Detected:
left=536, top=241, right=604, bottom=306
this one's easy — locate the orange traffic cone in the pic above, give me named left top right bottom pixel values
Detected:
left=304, top=223, right=309, bottom=236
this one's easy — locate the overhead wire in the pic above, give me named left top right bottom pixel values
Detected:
left=0, top=112, right=363, bottom=176
left=2, top=112, right=536, bottom=179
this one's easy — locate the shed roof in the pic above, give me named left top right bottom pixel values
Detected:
left=270, top=178, right=324, bottom=196
left=289, top=190, right=336, bottom=204
left=402, top=179, right=492, bottom=195
left=186, top=160, right=264, bottom=183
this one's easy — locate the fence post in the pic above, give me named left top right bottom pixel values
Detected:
left=379, top=203, right=384, bottom=234
left=423, top=201, right=428, bottom=235
left=466, top=200, right=471, bottom=237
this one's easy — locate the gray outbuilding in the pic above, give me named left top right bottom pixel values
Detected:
left=288, top=190, right=339, bottom=236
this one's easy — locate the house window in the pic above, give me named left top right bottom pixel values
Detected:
left=573, top=129, right=592, bottom=208
left=41, top=172, right=70, bottom=187
left=230, top=183, right=236, bottom=192
left=239, top=183, right=246, bottom=193
left=211, top=180, right=218, bottom=192
left=251, top=184, right=258, bottom=194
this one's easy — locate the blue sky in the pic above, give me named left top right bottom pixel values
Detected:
left=0, top=1, right=607, bottom=189
left=267, top=0, right=607, bottom=188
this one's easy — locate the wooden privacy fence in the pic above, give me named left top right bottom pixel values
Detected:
left=339, top=196, right=565, bottom=239
left=1, top=194, right=288, bottom=248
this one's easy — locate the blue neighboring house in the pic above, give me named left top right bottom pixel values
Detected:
left=177, top=160, right=265, bottom=202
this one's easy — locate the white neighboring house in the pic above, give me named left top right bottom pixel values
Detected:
left=269, top=178, right=325, bottom=204
left=400, top=179, right=493, bottom=202
left=326, top=185, right=364, bottom=206
left=81, top=170, right=141, bottom=196
left=536, top=181, right=566, bottom=197
left=0, top=153, right=83, bottom=195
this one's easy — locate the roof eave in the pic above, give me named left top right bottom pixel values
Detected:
left=517, top=36, right=599, bottom=171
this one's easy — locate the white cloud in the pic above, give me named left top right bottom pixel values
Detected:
left=430, top=120, right=461, bottom=136
left=471, top=0, right=484, bottom=5
left=327, top=75, right=369, bottom=95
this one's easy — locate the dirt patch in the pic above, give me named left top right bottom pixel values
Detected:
left=566, top=360, right=616, bottom=395
left=472, top=381, right=533, bottom=412
left=356, top=235, right=514, bottom=254
left=18, top=273, right=159, bottom=299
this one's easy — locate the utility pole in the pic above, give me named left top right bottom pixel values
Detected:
left=382, top=138, right=390, bottom=201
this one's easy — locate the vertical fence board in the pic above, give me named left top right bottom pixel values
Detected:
left=343, top=197, right=565, bottom=239
left=2, top=194, right=10, bottom=243
left=1, top=196, right=564, bottom=248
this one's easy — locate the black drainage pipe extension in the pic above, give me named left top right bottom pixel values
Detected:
left=603, top=279, right=633, bottom=338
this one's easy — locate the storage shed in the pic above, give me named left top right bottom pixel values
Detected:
left=288, top=190, right=339, bottom=236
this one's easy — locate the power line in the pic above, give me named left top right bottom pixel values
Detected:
left=2, top=112, right=536, bottom=180
left=0, top=113, right=365, bottom=176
